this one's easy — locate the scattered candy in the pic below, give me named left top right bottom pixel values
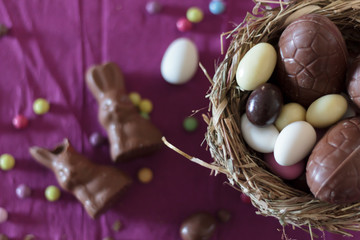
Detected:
left=216, top=209, right=231, bottom=223
left=0, top=153, right=15, bottom=171
left=0, top=234, right=8, bottom=240
left=45, top=185, right=61, bottom=202
left=186, top=7, right=204, bottom=23
left=0, top=207, right=8, bottom=223
left=209, top=0, right=226, bottom=15
left=176, top=17, right=192, bottom=32
left=180, top=212, right=217, bottom=240
left=12, top=114, right=29, bottom=129
left=16, top=184, right=32, bottom=199
left=138, top=167, right=153, bottom=183
left=139, top=99, right=153, bottom=114
left=240, top=193, right=251, bottom=204
left=145, top=1, right=162, bottom=14
left=183, top=117, right=198, bottom=132
left=89, top=132, right=106, bottom=147
left=112, top=220, right=122, bottom=232
left=33, top=98, right=50, bottom=115
left=161, top=38, right=199, bottom=85
left=128, top=92, right=141, bottom=106
left=0, top=24, right=8, bottom=37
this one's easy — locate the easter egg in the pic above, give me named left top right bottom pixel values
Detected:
left=347, top=57, right=360, bottom=108
left=180, top=212, right=216, bottom=240
left=274, top=121, right=316, bottom=166
left=240, top=114, right=279, bottom=153
left=236, top=42, right=277, bottom=91
left=275, top=103, right=306, bottom=131
left=161, top=38, right=199, bottom=85
left=306, top=94, right=347, bottom=128
left=307, top=117, right=360, bottom=203
left=246, top=83, right=283, bottom=126
left=277, top=14, right=348, bottom=106
left=264, top=152, right=305, bottom=180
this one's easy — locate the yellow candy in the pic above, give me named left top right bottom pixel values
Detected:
left=33, top=98, right=50, bottom=115
left=275, top=103, right=306, bottom=131
left=186, top=7, right=204, bottom=23
left=306, top=94, right=347, bottom=128
left=236, top=43, right=277, bottom=91
left=0, top=154, right=15, bottom=171
left=45, top=185, right=61, bottom=202
left=139, top=99, right=153, bottom=114
left=129, top=92, right=141, bottom=106
left=137, top=167, right=153, bottom=183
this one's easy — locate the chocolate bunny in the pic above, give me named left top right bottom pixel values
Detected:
left=85, top=62, right=162, bottom=162
left=29, top=139, right=132, bottom=218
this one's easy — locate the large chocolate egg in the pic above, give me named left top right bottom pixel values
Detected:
left=347, top=57, right=360, bottom=108
left=180, top=212, right=217, bottom=240
left=277, top=14, right=348, bottom=106
left=306, top=117, right=360, bottom=203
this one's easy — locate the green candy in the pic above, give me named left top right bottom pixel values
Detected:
left=183, top=117, right=198, bottom=132
left=45, top=185, right=61, bottom=202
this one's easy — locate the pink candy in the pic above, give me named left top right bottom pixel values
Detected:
left=12, top=114, right=29, bottom=129
left=176, top=17, right=192, bottom=32
left=0, top=207, right=8, bottom=223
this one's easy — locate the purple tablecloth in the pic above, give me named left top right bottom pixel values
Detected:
left=0, top=0, right=358, bottom=239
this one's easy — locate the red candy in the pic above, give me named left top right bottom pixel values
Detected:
left=12, top=114, right=29, bottom=129
left=176, top=17, right=192, bottom=32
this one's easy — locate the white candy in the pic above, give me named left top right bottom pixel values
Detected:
left=236, top=42, right=277, bottom=91
left=274, top=121, right=316, bottom=166
left=240, top=114, right=279, bottom=153
left=161, top=38, right=199, bottom=85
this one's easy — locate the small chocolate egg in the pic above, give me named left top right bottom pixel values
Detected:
left=347, top=57, right=360, bottom=108
left=307, top=117, right=360, bottom=203
left=277, top=14, right=347, bottom=106
left=275, top=102, right=306, bottom=131
left=306, top=94, right=347, bottom=128
left=274, top=121, right=316, bottom=166
left=246, top=83, right=283, bottom=126
left=236, top=42, right=277, bottom=91
left=240, top=114, right=279, bottom=153
left=180, top=212, right=217, bottom=240
left=264, top=152, right=305, bottom=180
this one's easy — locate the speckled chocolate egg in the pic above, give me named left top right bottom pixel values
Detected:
left=180, top=212, right=217, bottom=240
left=347, top=57, right=360, bottom=108
left=277, top=14, right=348, bottom=107
left=306, top=117, right=360, bottom=203
left=246, top=83, right=283, bottom=126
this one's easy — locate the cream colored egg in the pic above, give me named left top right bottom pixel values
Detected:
left=236, top=43, right=277, bottom=91
left=306, top=94, right=347, bottom=128
left=240, top=114, right=279, bottom=153
left=274, top=121, right=316, bottom=166
left=275, top=103, right=306, bottom=131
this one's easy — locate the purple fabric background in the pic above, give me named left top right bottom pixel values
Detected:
left=0, top=0, right=359, bottom=239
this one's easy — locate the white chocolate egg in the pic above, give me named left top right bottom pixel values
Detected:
left=240, top=114, right=279, bottom=153
left=161, top=38, right=199, bottom=85
left=306, top=94, right=347, bottom=128
left=236, top=43, right=277, bottom=91
left=274, top=121, right=316, bottom=166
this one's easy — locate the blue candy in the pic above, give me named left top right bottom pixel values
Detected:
left=209, top=0, right=225, bottom=15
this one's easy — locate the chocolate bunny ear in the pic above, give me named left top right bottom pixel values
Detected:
left=85, top=62, right=126, bottom=101
left=29, top=139, right=70, bottom=169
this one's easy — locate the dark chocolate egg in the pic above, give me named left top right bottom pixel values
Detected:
left=347, top=57, right=360, bottom=108
left=277, top=14, right=348, bottom=107
left=245, top=83, right=283, bottom=126
left=180, top=212, right=217, bottom=240
left=306, top=117, right=360, bottom=203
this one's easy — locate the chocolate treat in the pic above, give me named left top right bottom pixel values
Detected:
left=347, top=57, right=360, bottom=108
left=180, top=212, right=217, bottom=240
left=277, top=14, right=347, bottom=106
left=0, top=24, right=8, bottom=37
left=29, top=139, right=132, bottom=218
left=85, top=62, right=162, bottom=162
left=306, top=117, right=360, bottom=203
